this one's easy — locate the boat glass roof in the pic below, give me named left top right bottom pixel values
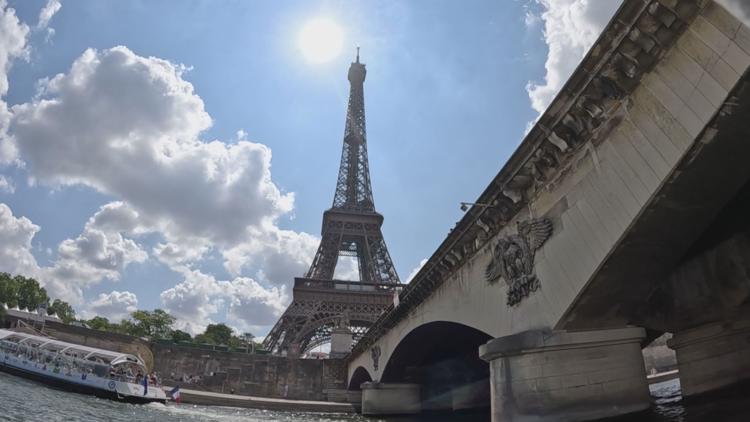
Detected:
left=0, top=329, right=145, bottom=367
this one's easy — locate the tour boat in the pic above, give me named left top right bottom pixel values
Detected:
left=0, top=329, right=167, bottom=404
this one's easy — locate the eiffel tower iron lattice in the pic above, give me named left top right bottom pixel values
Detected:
left=263, top=50, right=401, bottom=356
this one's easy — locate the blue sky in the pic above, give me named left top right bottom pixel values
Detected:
left=0, top=0, right=623, bottom=336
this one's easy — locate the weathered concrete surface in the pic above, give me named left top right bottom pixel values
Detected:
left=361, top=382, right=421, bottom=415
left=479, top=328, right=650, bottom=422
left=349, top=4, right=750, bottom=410
left=153, top=343, right=347, bottom=401
left=559, top=1, right=750, bottom=332
left=668, top=320, right=750, bottom=396
left=162, top=386, right=358, bottom=413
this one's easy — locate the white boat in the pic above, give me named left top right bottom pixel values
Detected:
left=0, top=329, right=167, bottom=404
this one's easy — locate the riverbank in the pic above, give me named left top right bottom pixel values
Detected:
left=165, top=371, right=681, bottom=414
left=164, top=386, right=359, bottom=413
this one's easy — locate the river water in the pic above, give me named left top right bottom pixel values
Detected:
left=0, top=371, right=747, bottom=421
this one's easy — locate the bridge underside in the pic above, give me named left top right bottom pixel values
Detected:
left=380, top=322, right=492, bottom=413
left=561, top=73, right=750, bottom=334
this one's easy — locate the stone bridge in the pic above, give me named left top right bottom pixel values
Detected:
left=344, top=1, right=750, bottom=420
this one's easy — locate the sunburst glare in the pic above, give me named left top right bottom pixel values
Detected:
left=298, top=17, right=344, bottom=63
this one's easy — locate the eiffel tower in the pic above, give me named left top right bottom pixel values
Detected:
left=263, top=49, right=401, bottom=357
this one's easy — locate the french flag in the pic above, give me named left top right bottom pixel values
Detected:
left=170, top=386, right=181, bottom=403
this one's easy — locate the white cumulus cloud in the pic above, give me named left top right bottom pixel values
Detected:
left=0, top=0, right=28, bottom=97
left=37, top=0, right=61, bottom=30
left=0, top=175, right=14, bottom=193
left=0, top=203, right=41, bottom=279
left=0, top=0, right=30, bottom=163
left=526, top=0, right=622, bottom=114
left=10, top=46, right=294, bottom=247
left=160, top=268, right=286, bottom=335
left=85, top=290, right=138, bottom=322
left=223, top=227, right=318, bottom=283
left=2, top=31, right=319, bottom=330
left=406, top=258, right=428, bottom=283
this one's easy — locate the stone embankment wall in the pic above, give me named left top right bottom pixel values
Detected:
left=152, top=343, right=347, bottom=401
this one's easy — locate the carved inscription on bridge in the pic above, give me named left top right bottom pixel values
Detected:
left=485, top=218, right=553, bottom=306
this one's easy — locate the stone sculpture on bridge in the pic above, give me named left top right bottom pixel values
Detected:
left=370, top=345, right=381, bottom=371
left=485, top=217, right=553, bottom=306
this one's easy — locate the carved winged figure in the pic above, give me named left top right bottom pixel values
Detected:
left=485, top=218, right=553, bottom=306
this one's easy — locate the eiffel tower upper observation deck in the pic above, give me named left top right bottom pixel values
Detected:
left=263, top=50, right=401, bottom=357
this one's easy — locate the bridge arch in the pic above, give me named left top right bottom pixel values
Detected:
left=293, top=315, right=376, bottom=355
left=380, top=321, right=492, bottom=412
left=348, top=366, right=373, bottom=390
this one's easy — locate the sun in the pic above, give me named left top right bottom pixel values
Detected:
left=298, top=17, right=343, bottom=63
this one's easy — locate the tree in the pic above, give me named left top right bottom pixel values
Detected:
left=0, top=272, right=18, bottom=308
left=15, top=276, right=48, bottom=311
left=196, top=323, right=234, bottom=345
left=171, top=329, right=192, bottom=343
left=240, top=332, right=255, bottom=343
left=48, top=299, right=76, bottom=324
left=0, top=272, right=77, bottom=325
left=87, top=316, right=112, bottom=331
left=129, top=309, right=176, bottom=339
left=116, top=318, right=138, bottom=336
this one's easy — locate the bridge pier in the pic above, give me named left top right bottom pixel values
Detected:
left=360, top=382, right=420, bottom=415
left=668, top=320, right=750, bottom=397
left=329, top=327, right=353, bottom=359
left=479, top=327, right=649, bottom=422
left=450, top=378, right=491, bottom=411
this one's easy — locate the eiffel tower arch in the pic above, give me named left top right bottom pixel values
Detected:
left=263, top=50, right=401, bottom=357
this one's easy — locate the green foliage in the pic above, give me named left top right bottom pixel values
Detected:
left=171, top=329, right=192, bottom=342
left=0, top=272, right=75, bottom=324
left=87, top=316, right=112, bottom=331
left=192, top=324, right=261, bottom=350
left=0, top=272, right=19, bottom=308
left=195, top=323, right=234, bottom=345
left=87, top=309, right=177, bottom=340
left=15, top=276, right=48, bottom=311
left=48, top=299, right=76, bottom=324
left=129, top=309, right=176, bottom=339
left=83, top=311, right=263, bottom=352
left=240, top=332, right=255, bottom=343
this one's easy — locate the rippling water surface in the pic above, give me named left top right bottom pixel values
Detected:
left=0, top=371, right=747, bottom=421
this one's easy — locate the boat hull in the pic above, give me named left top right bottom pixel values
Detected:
left=0, top=361, right=166, bottom=404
